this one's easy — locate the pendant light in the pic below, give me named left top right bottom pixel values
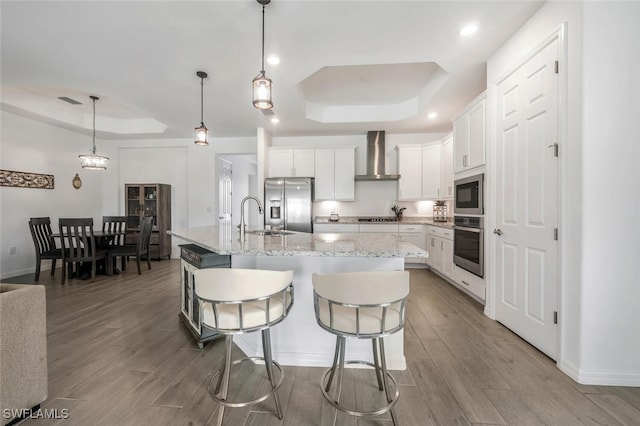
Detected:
left=78, top=95, right=109, bottom=170
left=194, top=71, right=209, bottom=146
left=252, top=0, right=273, bottom=110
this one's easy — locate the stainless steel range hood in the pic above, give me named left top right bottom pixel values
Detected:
left=354, top=131, right=400, bottom=181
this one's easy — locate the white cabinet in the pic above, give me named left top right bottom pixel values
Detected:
left=399, top=224, right=426, bottom=264
left=313, top=223, right=359, bottom=233
left=426, top=225, right=453, bottom=279
left=421, top=144, right=441, bottom=199
left=314, top=147, right=355, bottom=201
left=396, top=145, right=423, bottom=200
left=268, top=148, right=315, bottom=177
left=453, top=92, right=486, bottom=173
left=397, top=142, right=451, bottom=200
left=453, top=265, right=485, bottom=301
left=440, top=134, right=454, bottom=199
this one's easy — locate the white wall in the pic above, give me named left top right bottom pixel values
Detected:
left=579, top=1, right=640, bottom=385
left=0, top=111, right=105, bottom=278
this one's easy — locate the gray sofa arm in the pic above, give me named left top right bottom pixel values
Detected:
left=0, top=284, right=48, bottom=425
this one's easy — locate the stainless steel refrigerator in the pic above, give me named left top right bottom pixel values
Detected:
left=264, top=177, right=314, bottom=233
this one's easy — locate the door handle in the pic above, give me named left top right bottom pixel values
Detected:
left=493, top=228, right=503, bottom=236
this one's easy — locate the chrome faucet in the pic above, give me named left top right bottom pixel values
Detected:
left=239, top=196, right=264, bottom=240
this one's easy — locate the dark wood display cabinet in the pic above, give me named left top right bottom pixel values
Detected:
left=125, top=183, right=172, bottom=259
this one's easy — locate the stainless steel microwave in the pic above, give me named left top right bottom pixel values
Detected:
left=454, top=174, right=484, bottom=215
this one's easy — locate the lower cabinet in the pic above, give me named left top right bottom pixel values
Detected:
left=426, top=225, right=453, bottom=279
left=452, top=265, right=485, bottom=301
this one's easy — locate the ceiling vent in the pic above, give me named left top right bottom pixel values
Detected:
left=57, top=96, right=82, bottom=105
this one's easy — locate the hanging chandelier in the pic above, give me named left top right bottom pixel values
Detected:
left=252, top=0, right=273, bottom=110
left=194, top=71, right=209, bottom=146
left=78, top=95, right=109, bottom=170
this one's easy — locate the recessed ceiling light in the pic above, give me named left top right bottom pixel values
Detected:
left=427, top=112, right=438, bottom=119
left=459, top=24, right=478, bottom=36
left=267, top=55, right=280, bottom=65
left=271, top=117, right=280, bottom=124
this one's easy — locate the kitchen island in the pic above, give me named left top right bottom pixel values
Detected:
left=170, top=225, right=427, bottom=370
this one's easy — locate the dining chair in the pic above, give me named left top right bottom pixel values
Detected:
left=102, top=215, right=128, bottom=271
left=107, top=216, right=153, bottom=275
left=28, top=217, right=62, bottom=281
left=58, top=218, right=109, bottom=284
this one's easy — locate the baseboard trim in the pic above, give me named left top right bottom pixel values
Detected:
left=559, top=359, right=640, bottom=386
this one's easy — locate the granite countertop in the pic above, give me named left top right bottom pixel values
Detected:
left=314, top=216, right=454, bottom=229
left=169, top=225, right=428, bottom=258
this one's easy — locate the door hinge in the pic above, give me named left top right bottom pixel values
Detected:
left=554, top=228, right=558, bottom=240
left=555, top=60, right=559, bottom=74
left=553, top=311, right=558, bottom=324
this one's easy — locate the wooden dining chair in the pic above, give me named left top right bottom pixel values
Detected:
left=58, top=218, right=108, bottom=284
left=102, top=215, right=127, bottom=271
left=107, top=216, right=153, bottom=275
left=28, top=217, right=62, bottom=281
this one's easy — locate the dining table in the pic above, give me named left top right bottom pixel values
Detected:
left=51, top=229, right=129, bottom=278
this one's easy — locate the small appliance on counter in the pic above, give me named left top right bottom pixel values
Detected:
left=329, top=212, right=339, bottom=222
left=433, top=200, right=448, bottom=222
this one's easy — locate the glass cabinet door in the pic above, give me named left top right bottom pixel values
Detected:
left=127, top=185, right=141, bottom=230
left=143, top=185, right=158, bottom=228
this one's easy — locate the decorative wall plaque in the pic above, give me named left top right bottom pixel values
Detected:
left=72, top=173, right=82, bottom=190
left=0, top=169, right=54, bottom=189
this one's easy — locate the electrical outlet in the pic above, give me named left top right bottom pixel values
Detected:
left=9, top=246, right=17, bottom=255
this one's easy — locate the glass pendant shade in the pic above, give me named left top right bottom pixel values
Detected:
left=79, top=152, right=109, bottom=170
left=79, top=95, right=108, bottom=170
left=194, top=122, right=208, bottom=146
left=252, top=72, right=273, bottom=110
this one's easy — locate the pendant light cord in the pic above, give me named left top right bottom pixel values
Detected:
left=261, top=4, right=266, bottom=73
left=200, top=76, right=204, bottom=124
left=91, top=96, right=97, bottom=155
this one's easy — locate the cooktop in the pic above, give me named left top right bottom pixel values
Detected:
left=358, top=217, right=397, bottom=222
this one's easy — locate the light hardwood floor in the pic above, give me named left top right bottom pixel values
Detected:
left=7, top=259, right=640, bottom=425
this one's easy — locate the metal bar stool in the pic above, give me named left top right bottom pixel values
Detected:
left=312, top=270, right=410, bottom=425
left=193, top=268, right=294, bottom=426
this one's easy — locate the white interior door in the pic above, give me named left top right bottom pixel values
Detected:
left=494, top=37, right=559, bottom=359
left=218, top=158, right=232, bottom=226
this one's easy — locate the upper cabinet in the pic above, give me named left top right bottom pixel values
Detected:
left=396, top=135, right=453, bottom=201
left=314, top=147, right=355, bottom=201
left=396, top=145, right=423, bottom=200
left=440, top=133, right=454, bottom=198
left=453, top=92, right=486, bottom=173
left=421, top=144, right=441, bottom=199
left=268, top=148, right=315, bottom=177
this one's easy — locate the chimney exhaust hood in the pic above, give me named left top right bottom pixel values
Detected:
left=355, top=131, right=400, bottom=181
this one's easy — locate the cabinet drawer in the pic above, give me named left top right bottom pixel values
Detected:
left=427, top=226, right=453, bottom=240
left=314, top=223, right=359, bottom=233
left=399, top=224, right=423, bottom=233
left=452, top=265, right=485, bottom=301
left=359, top=224, right=399, bottom=233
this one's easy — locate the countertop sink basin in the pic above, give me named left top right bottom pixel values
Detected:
left=248, top=230, right=294, bottom=236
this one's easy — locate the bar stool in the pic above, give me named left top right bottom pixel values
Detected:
left=312, top=270, right=410, bottom=425
left=193, top=268, right=294, bottom=425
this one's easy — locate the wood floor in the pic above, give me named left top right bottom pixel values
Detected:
left=7, top=259, right=640, bottom=425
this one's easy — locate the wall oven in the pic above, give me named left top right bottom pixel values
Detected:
left=453, top=216, right=484, bottom=277
left=454, top=173, right=484, bottom=215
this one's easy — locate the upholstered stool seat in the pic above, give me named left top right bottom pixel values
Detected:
left=194, top=268, right=294, bottom=425
left=312, top=270, right=410, bottom=425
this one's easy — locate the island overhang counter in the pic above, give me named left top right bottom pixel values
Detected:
left=169, top=225, right=428, bottom=370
